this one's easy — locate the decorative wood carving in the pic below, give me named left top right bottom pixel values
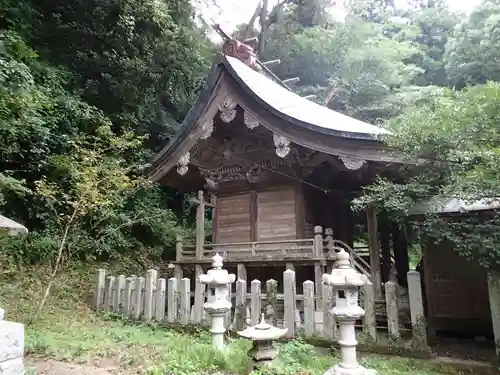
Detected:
left=218, top=94, right=237, bottom=123
left=200, top=163, right=264, bottom=185
left=339, top=156, right=366, bottom=170
left=273, top=133, right=291, bottom=158
left=200, top=119, right=214, bottom=140
left=243, top=110, right=260, bottom=130
left=177, top=152, right=190, bottom=176
left=221, top=38, right=257, bottom=68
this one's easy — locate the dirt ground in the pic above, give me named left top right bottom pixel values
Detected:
left=28, top=359, right=122, bottom=375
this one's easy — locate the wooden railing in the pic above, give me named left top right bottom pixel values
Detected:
left=177, top=238, right=316, bottom=262
left=323, top=239, right=371, bottom=278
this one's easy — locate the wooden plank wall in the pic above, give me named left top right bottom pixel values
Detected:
left=216, top=193, right=252, bottom=243
left=214, top=186, right=301, bottom=243
left=256, top=188, right=296, bottom=241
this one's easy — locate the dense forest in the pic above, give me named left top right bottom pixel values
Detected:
left=1, top=0, right=500, bottom=269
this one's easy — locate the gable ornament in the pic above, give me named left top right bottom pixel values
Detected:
left=176, top=152, right=190, bottom=176
left=339, top=156, right=365, bottom=170
left=273, top=133, right=291, bottom=158
left=219, top=94, right=237, bottom=123
left=243, top=111, right=260, bottom=130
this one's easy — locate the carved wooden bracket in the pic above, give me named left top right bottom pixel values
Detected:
left=273, top=133, right=291, bottom=158
left=339, top=156, right=366, bottom=170
left=177, top=152, right=190, bottom=176
left=200, top=119, right=214, bottom=140
left=243, top=110, right=259, bottom=130
left=218, top=94, right=237, bottom=123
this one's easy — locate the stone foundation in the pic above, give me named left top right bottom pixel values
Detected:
left=0, top=308, right=25, bottom=375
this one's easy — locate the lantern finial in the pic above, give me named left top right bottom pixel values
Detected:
left=212, top=253, right=223, bottom=268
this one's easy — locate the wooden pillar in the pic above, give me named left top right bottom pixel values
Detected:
left=366, top=206, right=382, bottom=297
left=195, top=190, right=205, bottom=260
left=392, top=223, right=409, bottom=287
left=210, top=193, right=218, bottom=243
left=176, top=235, right=183, bottom=261
left=325, top=228, right=335, bottom=273
left=378, top=213, right=392, bottom=283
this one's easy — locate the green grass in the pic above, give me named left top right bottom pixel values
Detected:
left=0, top=262, right=492, bottom=375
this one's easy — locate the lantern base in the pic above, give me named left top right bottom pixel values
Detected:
left=323, top=364, right=378, bottom=375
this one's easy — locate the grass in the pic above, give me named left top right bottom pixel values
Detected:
left=0, top=261, right=492, bottom=375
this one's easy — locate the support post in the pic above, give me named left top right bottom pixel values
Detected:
left=325, top=228, right=335, bottom=273
left=176, top=235, right=183, bottom=261
left=366, top=206, right=382, bottom=297
left=378, top=213, right=392, bottom=283
left=196, top=190, right=205, bottom=260
left=392, top=223, right=410, bottom=287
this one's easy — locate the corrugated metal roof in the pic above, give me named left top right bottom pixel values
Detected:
left=410, top=198, right=500, bottom=215
left=225, top=56, right=389, bottom=139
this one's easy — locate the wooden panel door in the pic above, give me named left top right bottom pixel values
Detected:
left=215, top=193, right=252, bottom=243
left=256, top=188, right=297, bottom=241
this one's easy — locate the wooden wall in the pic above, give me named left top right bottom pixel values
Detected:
left=213, top=186, right=303, bottom=243
left=423, top=241, right=492, bottom=336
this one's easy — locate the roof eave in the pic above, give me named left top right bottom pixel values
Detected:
left=145, top=60, right=225, bottom=180
left=220, top=55, right=389, bottom=142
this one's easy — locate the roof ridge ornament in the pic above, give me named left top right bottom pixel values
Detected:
left=221, top=38, right=257, bottom=69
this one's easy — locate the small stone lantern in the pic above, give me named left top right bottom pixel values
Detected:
left=238, top=313, right=288, bottom=370
left=198, top=253, right=236, bottom=350
left=322, top=249, right=378, bottom=375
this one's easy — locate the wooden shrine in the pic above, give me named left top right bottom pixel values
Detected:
left=145, top=35, right=411, bottom=304
left=145, top=34, right=500, bottom=347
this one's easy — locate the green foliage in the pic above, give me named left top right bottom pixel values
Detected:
left=0, top=0, right=212, bottom=265
left=353, top=82, right=500, bottom=269
left=262, top=16, right=423, bottom=123
left=445, top=0, right=500, bottom=87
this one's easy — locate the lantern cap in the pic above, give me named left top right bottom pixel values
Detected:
left=255, top=314, right=271, bottom=330
left=237, top=314, right=288, bottom=341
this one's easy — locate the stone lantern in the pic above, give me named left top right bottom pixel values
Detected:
left=237, top=313, right=288, bottom=370
left=198, top=253, right=236, bottom=350
left=322, top=249, right=378, bottom=375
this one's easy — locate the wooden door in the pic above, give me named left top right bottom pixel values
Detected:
left=256, top=188, right=297, bottom=241
left=215, top=193, right=251, bottom=243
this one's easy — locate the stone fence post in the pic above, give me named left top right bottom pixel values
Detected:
left=0, top=308, right=25, bottom=375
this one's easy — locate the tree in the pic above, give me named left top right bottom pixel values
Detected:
left=353, top=82, right=500, bottom=269
left=445, top=0, right=500, bottom=87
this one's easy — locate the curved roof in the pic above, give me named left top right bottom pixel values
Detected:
left=146, top=54, right=393, bottom=182
left=225, top=56, right=388, bottom=139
